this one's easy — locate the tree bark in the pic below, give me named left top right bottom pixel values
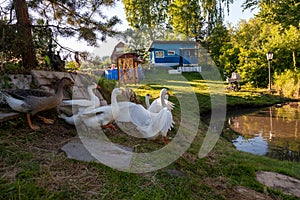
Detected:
left=14, top=0, right=37, bottom=71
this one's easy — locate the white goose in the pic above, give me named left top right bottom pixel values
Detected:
left=146, top=88, right=174, bottom=113
left=116, top=88, right=174, bottom=144
left=61, top=83, right=100, bottom=113
left=58, top=113, right=76, bottom=126
left=78, top=88, right=124, bottom=130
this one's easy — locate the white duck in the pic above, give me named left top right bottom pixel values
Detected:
left=78, top=87, right=125, bottom=130
left=58, top=113, right=76, bottom=126
left=145, top=88, right=174, bottom=113
left=116, top=88, right=174, bottom=144
left=61, top=83, right=100, bottom=113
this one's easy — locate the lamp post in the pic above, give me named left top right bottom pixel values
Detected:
left=266, top=51, right=274, bottom=91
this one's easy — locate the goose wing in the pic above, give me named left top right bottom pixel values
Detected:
left=1, top=89, right=54, bottom=113
left=4, top=89, right=52, bottom=100
left=137, top=108, right=172, bottom=138
left=148, top=99, right=162, bottom=113
left=128, top=104, right=152, bottom=127
left=81, top=105, right=111, bottom=116
left=62, top=98, right=98, bottom=107
left=161, top=109, right=174, bottom=134
left=165, top=99, right=175, bottom=110
left=148, top=98, right=174, bottom=112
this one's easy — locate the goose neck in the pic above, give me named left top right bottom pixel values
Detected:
left=160, top=91, right=167, bottom=108
left=145, top=95, right=150, bottom=109
left=111, top=89, right=120, bottom=118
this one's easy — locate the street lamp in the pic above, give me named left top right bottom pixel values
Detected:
left=266, top=51, right=274, bottom=91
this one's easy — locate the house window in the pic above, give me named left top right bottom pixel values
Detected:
left=116, top=47, right=124, bottom=53
left=168, top=50, right=175, bottom=56
left=187, top=49, right=197, bottom=57
left=155, top=51, right=164, bottom=58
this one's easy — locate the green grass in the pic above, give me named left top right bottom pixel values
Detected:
left=0, top=71, right=299, bottom=199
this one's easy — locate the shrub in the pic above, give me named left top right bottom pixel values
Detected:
left=274, top=69, right=300, bottom=98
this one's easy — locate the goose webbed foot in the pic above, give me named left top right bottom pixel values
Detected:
left=37, top=115, right=55, bottom=124
left=27, top=113, right=40, bottom=130
left=163, top=136, right=169, bottom=144
left=101, top=123, right=117, bottom=131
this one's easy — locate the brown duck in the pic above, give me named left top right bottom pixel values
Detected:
left=1, top=77, right=74, bottom=130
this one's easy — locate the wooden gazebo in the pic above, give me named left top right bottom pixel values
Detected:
left=117, top=53, right=143, bottom=85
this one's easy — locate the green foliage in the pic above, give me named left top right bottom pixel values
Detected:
left=1, top=62, right=26, bottom=75
left=97, top=77, right=117, bottom=103
left=256, top=0, right=300, bottom=28
left=0, top=0, right=120, bottom=72
left=30, top=0, right=120, bottom=44
left=123, top=0, right=234, bottom=41
left=205, top=22, right=230, bottom=74
left=274, top=69, right=300, bottom=98
left=168, top=0, right=205, bottom=40
left=219, top=18, right=300, bottom=88
left=65, top=61, right=79, bottom=71
left=0, top=74, right=13, bottom=89
left=122, top=0, right=169, bottom=29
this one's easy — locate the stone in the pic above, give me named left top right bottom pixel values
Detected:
left=31, top=70, right=107, bottom=105
left=0, top=74, right=32, bottom=104
left=61, top=138, right=134, bottom=170
left=166, top=169, right=186, bottom=177
left=0, top=74, right=32, bottom=90
left=256, top=171, right=300, bottom=198
left=61, top=140, right=97, bottom=162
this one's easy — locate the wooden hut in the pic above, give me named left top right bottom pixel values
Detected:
left=117, top=53, right=143, bottom=85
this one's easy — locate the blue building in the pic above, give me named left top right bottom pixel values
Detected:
left=148, top=40, right=200, bottom=68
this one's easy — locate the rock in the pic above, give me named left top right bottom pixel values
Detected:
left=61, top=138, right=135, bottom=170
left=256, top=171, right=300, bottom=198
left=31, top=70, right=107, bottom=105
left=166, top=169, right=186, bottom=177
left=0, top=74, right=32, bottom=90
left=61, top=140, right=97, bottom=162
left=0, top=74, right=32, bottom=104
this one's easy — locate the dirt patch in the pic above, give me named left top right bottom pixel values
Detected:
left=229, top=186, right=273, bottom=200
left=205, top=176, right=272, bottom=200
left=256, top=171, right=300, bottom=198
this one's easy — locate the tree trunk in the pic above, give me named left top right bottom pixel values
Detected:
left=14, top=0, right=37, bottom=71
left=292, top=50, right=296, bottom=70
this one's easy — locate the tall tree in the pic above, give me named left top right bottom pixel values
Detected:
left=122, top=0, right=169, bottom=40
left=200, top=0, right=233, bottom=35
left=242, top=0, right=300, bottom=28
left=0, top=0, right=120, bottom=71
left=168, top=0, right=205, bottom=41
left=13, top=0, right=37, bottom=70
left=123, top=0, right=234, bottom=41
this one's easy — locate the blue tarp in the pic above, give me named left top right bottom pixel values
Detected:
left=105, top=69, right=119, bottom=80
left=105, top=67, right=144, bottom=81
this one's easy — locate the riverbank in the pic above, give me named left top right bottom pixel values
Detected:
left=1, top=72, right=299, bottom=199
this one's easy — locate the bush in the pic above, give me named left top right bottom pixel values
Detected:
left=274, top=69, right=300, bottom=98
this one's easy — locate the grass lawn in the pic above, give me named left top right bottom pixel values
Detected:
left=0, top=71, right=299, bottom=200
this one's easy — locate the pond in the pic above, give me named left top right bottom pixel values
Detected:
left=227, top=102, right=300, bottom=162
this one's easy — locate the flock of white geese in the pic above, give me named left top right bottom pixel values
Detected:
left=59, top=84, right=175, bottom=144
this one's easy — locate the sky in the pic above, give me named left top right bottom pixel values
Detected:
left=58, top=1, right=258, bottom=59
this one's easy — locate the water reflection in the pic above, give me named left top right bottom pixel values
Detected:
left=232, top=134, right=268, bottom=156
left=228, top=103, right=300, bottom=161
